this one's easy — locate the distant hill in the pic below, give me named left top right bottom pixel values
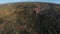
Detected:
left=0, top=2, right=60, bottom=34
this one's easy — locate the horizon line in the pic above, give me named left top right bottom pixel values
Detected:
left=0, top=1, right=60, bottom=4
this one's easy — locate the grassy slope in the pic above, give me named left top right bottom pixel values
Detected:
left=0, top=2, right=60, bottom=34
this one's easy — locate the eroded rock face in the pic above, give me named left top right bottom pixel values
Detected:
left=0, top=2, right=60, bottom=34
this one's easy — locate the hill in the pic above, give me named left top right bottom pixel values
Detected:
left=0, top=2, right=60, bottom=34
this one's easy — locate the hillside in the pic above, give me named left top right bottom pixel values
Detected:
left=0, top=2, right=60, bottom=34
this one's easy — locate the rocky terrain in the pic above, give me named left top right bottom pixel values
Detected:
left=0, top=2, right=60, bottom=34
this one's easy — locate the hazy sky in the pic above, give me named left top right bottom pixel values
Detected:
left=0, top=0, right=60, bottom=4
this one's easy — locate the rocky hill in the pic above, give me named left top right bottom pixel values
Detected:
left=0, top=2, right=60, bottom=34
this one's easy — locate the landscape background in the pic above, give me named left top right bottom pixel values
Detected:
left=0, top=2, right=60, bottom=34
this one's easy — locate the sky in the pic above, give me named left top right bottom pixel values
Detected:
left=0, top=0, right=60, bottom=4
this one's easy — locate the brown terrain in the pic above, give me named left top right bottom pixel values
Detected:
left=0, top=2, right=60, bottom=34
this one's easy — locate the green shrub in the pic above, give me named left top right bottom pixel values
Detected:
left=0, top=19, right=3, bottom=24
